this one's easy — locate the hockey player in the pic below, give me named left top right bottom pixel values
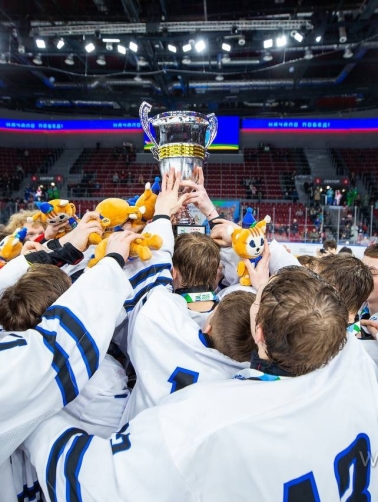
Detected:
left=23, top=265, right=378, bottom=501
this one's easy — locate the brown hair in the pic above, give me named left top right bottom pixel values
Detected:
left=211, top=291, right=256, bottom=362
left=364, top=244, right=378, bottom=259
left=316, top=254, right=373, bottom=315
left=323, top=239, right=337, bottom=251
left=297, top=254, right=320, bottom=271
left=0, top=264, right=71, bottom=331
left=173, top=232, right=220, bottom=290
left=256, top=266, right=348, bottom=376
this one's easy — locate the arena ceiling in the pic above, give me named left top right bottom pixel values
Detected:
left=1, top=0, right=378, bottom=116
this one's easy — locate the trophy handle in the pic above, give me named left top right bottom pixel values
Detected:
left=139, top=101, right=159, bottom=159
left=205, top=113, right=218, bottom=149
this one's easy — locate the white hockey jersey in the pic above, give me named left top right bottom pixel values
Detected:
left=123, top=284, right=249, bottom=421
left=23, top=333, right=378, bottom=502
left=0, top=256, right=132, bottom=465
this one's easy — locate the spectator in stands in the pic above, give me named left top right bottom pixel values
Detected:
left=314, top=186, right=321, bottom=203
left=127, top=172, right=134, bottom=184
left=290, top=219, right=299, bottom=236
left=16, top=164, right=25, bottom=181
left=138, top=173, right=144, bottom=185
left=112, top=172, right=120, bottom=184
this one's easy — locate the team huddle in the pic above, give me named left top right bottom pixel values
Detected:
left=0, top=168, right=378, bottom=501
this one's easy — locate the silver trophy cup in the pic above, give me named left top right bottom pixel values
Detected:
left=139, top=101, right=218, bottom=181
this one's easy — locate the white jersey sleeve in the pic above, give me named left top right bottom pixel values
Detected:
left=268, top=239, right=301, bottom=274
left=124, top=286, right=248, bottom=421
left=0, top=256, right=132, bottom=464
left=0, top=254, right=30, bottom=296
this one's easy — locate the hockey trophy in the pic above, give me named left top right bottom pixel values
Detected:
left=139, top=101, right=218, bottom=231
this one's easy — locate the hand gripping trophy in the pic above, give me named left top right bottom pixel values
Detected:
left=139, top=101, right=218, bottom=226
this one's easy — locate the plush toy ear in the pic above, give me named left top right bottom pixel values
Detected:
left=264, top=215, right=271, bottom=224
left=227, top=225, right=234, bottom=236
left=139, top=206, right=146, bottom=215
left=145, top=182, right=151, bottom=190
left=58, top=200, right=69, bottom=207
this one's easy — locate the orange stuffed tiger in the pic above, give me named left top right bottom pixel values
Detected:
left=228, top=215, right=271, bottom=286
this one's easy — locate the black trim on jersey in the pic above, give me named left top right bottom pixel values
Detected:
left=128, top=263, right=172, bottom=289
left=64, top=434, right=93, bottom=502
left=152, top=214, right=171, bottom=221
left=17, top=480, right=42, bottom=502
left=46, top=427, right=86, bottom=502
left=0, top=338, right=27, bottom=351
left=35, top=325, right=79, bottom=405
left=124, top=277, right=173, bottom=313
left=69, top=269, right=85, bottom=283
left=250, top=351, right=294, bottom=377
left=43, top=306, right=99, bottom=378
left=106, top=252, right=126, bottom=269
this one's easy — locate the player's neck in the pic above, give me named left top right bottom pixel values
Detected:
left=368, top=297, right=378, bottom=316
left=175, top=286, right=218, bottom=313
left=187, top=300, right=215, bottom=312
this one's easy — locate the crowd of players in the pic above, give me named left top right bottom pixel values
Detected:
left=0, top=167, right=378, bottom=501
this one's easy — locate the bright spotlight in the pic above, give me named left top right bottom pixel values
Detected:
left=36, top=39, right=46, bottom=49
left=57, top=39, right=65, bottom=50
left=276, top=35, right=287, bottom=47
left=85, top=42, right=95, bottom=53
left=64, top=54, right=75, bottom=65
left=222, top=43, right=231, bottom=52
left=183, top=43, right=192, bottom=52
left=315, top=35, right=322, bottom=43
left=168, top=44, right=177, bottom=53
left=129, top=41, right=138, bottom=52
left=195, top=40, right=206, bottom=53
left=117, top=44, right=126, bottom=54
left=292, top=31, right=304, bottom=43
left=263, top=39, right=273, bottom=49
left=32, top=54, right=43, bottom=65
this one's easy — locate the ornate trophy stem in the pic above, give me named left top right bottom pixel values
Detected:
left=139, top=101, right=159, bottom=160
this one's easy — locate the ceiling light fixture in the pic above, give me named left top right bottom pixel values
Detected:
left=276, top=35, right=287, bottom=48
left=182, top=43, right=192, bottom=52
left=263, top=39, right=273, bottom=49
left=117, top=44, right=126, bottom=55
left=85, top=42, right=95, bottom=53
left=238, top=36, right=246, bottom=46
left=215, top=75, right=224, bottom=81
left=291, top=31, right=304, bottom=43
left=56, top=38, right=65, bottom=50
left=262, top=51, right=273, bottom=62
left=315, top=35, right=322, bottom=43
left=343, top=47, right=353, bottom=58
left=222, top=42, right=231, bottom=52
left=103, top=38, right=120, bottom=43
left=36, top=39, right=46, bottom=49
left=182, top=56, right=191, bottom=64
left=106, top=43, right=113, bottom=51
left=304, top=48, right=313, bottom=59
left=64, top=53, right=75, bottom=65
left=134, top=75, right=142, bottom=82
left=96, top=55, right=106, bottom=65
left=137, top=56, right=149, bottom=67
left=18, top=44, right=25, bottom=54
left=195, top=40, right=206, bottom=53
left=32, top=53, right=43, bottom=65
left=221, top=54, right=231, bottom=64
left=129, top=41, right=138, bottom=52
left=0, top=54, right=6, bottom=64
left=168, top=44, right=177, bottom=53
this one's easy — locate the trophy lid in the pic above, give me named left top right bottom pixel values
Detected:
left=151, top=110, right=210, bottom=127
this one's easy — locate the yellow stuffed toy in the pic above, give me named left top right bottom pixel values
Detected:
left=27, top=199, right=79, bottom=239
left=228, top=215, right=271, bottom=286
left=87, top=232, right=163, bottom=268
left=88, top=198, right=145, bottom=246
left=127, top=182, right=158, bottom=228
left=0, top=227, right=28, bottom=266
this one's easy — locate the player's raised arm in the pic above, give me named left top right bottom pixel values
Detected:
left=0, top=236, right=138, bottom=464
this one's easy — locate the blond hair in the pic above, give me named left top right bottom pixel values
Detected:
left=4, top=210, right=45, bottom=233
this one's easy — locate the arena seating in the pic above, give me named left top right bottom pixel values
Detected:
left=0, top=147, right=61, bottom=177
left=335, top=148, right=378, bottom=196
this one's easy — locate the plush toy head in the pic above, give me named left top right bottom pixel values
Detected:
left=0, top=227, right=27, bottom=263
left=28, top=199, right=78, bottom=239
left=129, top=182, right=158, bottom=228
left=88, top=198, right=145, bottom=246
left=228, top=215, right=271, bottom=286
left=87, top=232, right=163, bottom=268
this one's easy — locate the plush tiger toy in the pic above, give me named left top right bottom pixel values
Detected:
left=228, top=213, right=271, bottom=286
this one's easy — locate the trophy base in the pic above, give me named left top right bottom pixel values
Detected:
left=174, top=224, right=206, bottom=236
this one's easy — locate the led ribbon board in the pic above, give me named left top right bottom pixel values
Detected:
left=242, top=118, right=378, bottom=132
left=0, top=119, right=142, bottom=133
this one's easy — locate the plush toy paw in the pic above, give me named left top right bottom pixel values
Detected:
left=237, top=261, right=246, bottom=277
left=240, top=275, right=252, bottom=287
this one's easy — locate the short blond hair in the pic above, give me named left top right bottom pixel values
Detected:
left=4, top=210, right=45, bottom=233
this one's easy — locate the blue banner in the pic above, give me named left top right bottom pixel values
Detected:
left=242, top=118, right=378, bottom=130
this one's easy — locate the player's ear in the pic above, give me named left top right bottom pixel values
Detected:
left=171, top=267, right=179, bottom=280
left=202, top=321, right=212, bottom=335
left=253, top=324, right=265, bottom=345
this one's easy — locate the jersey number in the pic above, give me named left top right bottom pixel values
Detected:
left=168, top=367, right=199, bottom=393
left=284, top=434, right=371, bottom=501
